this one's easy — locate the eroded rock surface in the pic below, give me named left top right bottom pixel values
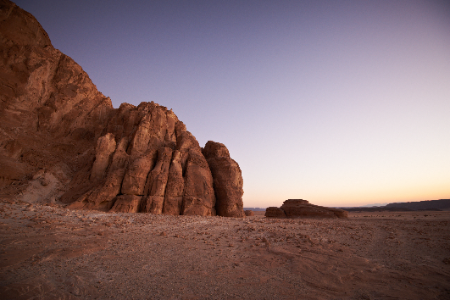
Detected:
left=0, top=0, right=243, bottom=217
left=265, top=199, right=348, bottom=218
left=203, top=141, right=244, bottom=217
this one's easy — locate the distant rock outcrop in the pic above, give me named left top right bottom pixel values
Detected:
left=0, top=0, right=244, bottom=217
left=244, top=210, right=254, bottom=216
left=344, top=199, right=450, bottom=212
left=265, top=199, right=348, bottom=218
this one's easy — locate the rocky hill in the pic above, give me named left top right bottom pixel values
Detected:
left=0, top=0, right=244, bottom=217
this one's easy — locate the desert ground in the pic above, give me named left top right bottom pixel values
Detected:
left=0, top=201, right=449, bottom=300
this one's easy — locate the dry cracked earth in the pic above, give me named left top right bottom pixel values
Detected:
left=0, top=200, right=449, bottom=300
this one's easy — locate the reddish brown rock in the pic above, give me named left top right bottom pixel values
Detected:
left=0, top=0, right=51, bottom=48
left=0, top=139, right=23, bottom=160
left=266, top=199, right=348, bottom=219
left=162, top=150, right=184, bottom=215
left=126, top=108, right=168, bottom=156
left=68, top=138, right=130, bottom=211
left=265, top=207, right=287, bottom=218
left=203, top=141, right=244, bottom=217
left=121, top=150, right=157, bottom=196
left=0, top=0, right=111, bottom=138
left=181, top=150, right=216, bottom=216
left=144, top=147, right=172, bottom=198
left=0, top=0, right=243, bottom=217
left=141, top=196, right=165, bottom=214
left=244, top=210, right=254, bottom=216
left=90, top=133, right=116, bottom=182
left=110, top=195, right=142, bottom=213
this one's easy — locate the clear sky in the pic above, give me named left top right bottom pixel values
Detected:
left=14, top=0, right=450, bottom=207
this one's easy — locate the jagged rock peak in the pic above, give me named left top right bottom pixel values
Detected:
left=0, top=0, right=244, bottom=217
left=0, top=0, right=52, bottom=47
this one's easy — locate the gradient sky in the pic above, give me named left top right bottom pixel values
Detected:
left=14, top=0, right=450, bottom=207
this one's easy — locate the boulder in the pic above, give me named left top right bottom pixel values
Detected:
left=265, top=207, right=287, bottom=218
left=265, top=199, right=348, bottom=218
left=244, top=210, right=254, bottom=216
left=203, top=141, right=244, bottom=217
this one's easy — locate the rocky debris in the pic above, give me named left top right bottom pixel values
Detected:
left=0, top=0, right=243, bottom=217
left=265, top=199, right=348, bottom=218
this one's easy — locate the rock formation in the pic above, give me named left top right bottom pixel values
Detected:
left=265, top=199, right=348, bottom=218
left=244, top=210, right=254, bottom=216
left=203, top=141, right=244, bottom=217
left=0, top=0, right=244, bottom=217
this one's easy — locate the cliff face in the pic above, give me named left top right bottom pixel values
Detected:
left=64, top=102, right=219, bottom=216
left=0, top=0, right=244, bottom=217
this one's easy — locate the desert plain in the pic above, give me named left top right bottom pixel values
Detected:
left=1, top=200, right=449, bottom=300
left=1, top=1, right=450, bottom=299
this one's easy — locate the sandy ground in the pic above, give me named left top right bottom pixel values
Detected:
left=0, top=202, right=449, bottom=300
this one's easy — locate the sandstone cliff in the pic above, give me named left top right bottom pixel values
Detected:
left=0, top=0, right=244, bottom=217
